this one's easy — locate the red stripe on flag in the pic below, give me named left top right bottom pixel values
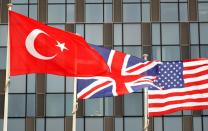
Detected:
left=126, top=61, right=152, bottom=73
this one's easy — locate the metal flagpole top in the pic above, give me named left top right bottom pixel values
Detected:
left=7, top=3, right=13, bottom=10
left=143, top=54, right=149, bottom=61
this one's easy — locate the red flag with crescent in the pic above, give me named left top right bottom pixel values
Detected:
left=9, top=11, right=109, bottom=76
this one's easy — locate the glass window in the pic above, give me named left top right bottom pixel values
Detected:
left=8, top=119, right=25, bottom=131
left=193, top=117, right=202, bottom=131
left=67, top=4, right=75, bottom=22
left=27, top=74, right=36, bottom=93
left=160, top=0, right=178, bottom=2
left=123, top=0, right=140, bottom=2
left=76, top=24, right=84, bottom=37
left=152, top=24, right=160, bottom=45
left=104, top=4, right=112, bottom=22
left=67, top=0, right=75, bottom=3
left=164, top=117, right=182, bottom=131
left=123, top=4, right=140, bottom=22
left=183, top=110, right=192, bottom=115
left=30, top=0, right=38, bottom=3
left=203, top=109, right=208, bottom=115
left=162, top=24, right=179, bottom=45
left=190, top=23, right=199, bottom=44
left=124, top=93, right=143, bottom=116
left=85, top=98, right=103, bottom=116
left=10, top=75, right=26, bottom=93
left=9, top=95, right=25, bottom=117
left=203, top=117, right=208, bottom=131
left=114, top=46, right=122, bottom=52
left=124, top=46, right=141, bottom=57
left=105, top=97, right=113, bottom=116
left=124, top=117, right=143, bottom=131
left=86, top=4, right=103, bottom=23
left=114, top=24, right=122, bottom=45
left=191, top=46, right=199, bottom=58
left=152, top=46, right=161, bottom=60
left=66, top=94, right=73, bottom=116
left=0, top=119, right=2, bottom=131
left=46, top=118, right=64, bottom=131
left=27, top=94, right=35, bottom=117
left=198, top=3, right=208, bottom=21
left=66, top=77, right=74, bottom=92
left=85, top=24, right=103, bottom=45
left=46, top=94, right=64, bottom=116
left=161, top=3, right=178, bottom=21
left=29, top=5, right=37, bottom=20
left=142, top=3, right=150, bottom=22
left=77, top=118, right=84, bottom=131
left=36, top=118, right=45, bottom=131
left=200, top=46, right=208, bottom=57
left=13, top=5, right=28, bottom=16
left=13, top=0, right=28, bottom=3
left=48, top=24, right=65, bottom=30
left=48, top=0, right=65, bottom=3
left=47, top=75, right=64, bottom=93
left=85, top=0, right=103, bottom=3
left=85, top=118, right=103, bottom=131
left=0, top=48, right=6, bottom=69
left=0, top=25, right=8, bottom=46
left=115, top=118, right=123, bottom=131
left=48, top=4, right=65, bottom=23
left=200, top=23, right=208, bottom=44
left=179, top=3, right=188, bottom=21
left=123, top=24, right=141, bottom=45
left=162, top=46, right=180, bottom=61
left=154, top=117, right=163, bottom=131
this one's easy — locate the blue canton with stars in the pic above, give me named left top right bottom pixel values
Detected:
left=150, top=61, right=185, bottom=90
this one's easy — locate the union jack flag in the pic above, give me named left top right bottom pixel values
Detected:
left=77, top=45, right=159, bottom=99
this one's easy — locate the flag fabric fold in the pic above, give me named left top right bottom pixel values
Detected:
left=148, top=58, right=208, bottom=116
left=9, top=11, right=109, bottom=76
left=77, top=45, right=159, bottom=99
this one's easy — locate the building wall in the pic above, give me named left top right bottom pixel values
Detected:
left=0, top=0, right=208, bottom=131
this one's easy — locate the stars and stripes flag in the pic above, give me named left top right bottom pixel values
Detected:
left=148, top=58, right=208, bottom=116
left=77, top=45, right=159, bottom=99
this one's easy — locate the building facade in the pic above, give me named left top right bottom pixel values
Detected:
left=0, top=0, right=208, bottom=131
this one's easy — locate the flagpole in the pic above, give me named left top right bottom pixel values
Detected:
left=3, top=3, right=12, bottom=131
left=72, top=77, right=78, bottom=131
left=143, top=54, right=149, bottom=131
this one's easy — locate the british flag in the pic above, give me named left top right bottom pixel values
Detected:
left=77, top=45, right=159, bottom=99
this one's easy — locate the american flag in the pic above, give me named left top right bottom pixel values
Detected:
left=148, top=58, right=208, bottom=116
left=77, top=45, right=159, bottom=99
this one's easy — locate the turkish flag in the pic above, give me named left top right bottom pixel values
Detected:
left=9, top=11, right=109, bottom=76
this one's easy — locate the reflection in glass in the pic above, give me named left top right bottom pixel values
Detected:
left=124, top=93, right=143, bottom=116
left=27, top=94, right=35, bottom=116
left=124, top=117, right=143, bottom=131
left=85, top=118, right=103, bottom=131
left=164, top=117, right=182, bottom=131
left=67, top=4, right=75, bottom=22
left=193, top=117, right=202, bottom=131
left=162, top=24, right=179, bottom=44
left=104, top=4, right=112, bottom=22
left=46, top=118, right=64, bottom=131
left=199, top=3, right=208, bottom=21
left=85, top=24, right=103, bottom=45
left=115, top=118, right=123, bottom=131
left=46, top=94, right=64, bottom=116
left=124, top=46, right=141, bottom=57
left=48, top=5, right=65, bottom=23
left=190, top=23, right=199, bottom=44
left=161, top=3, right=178, bottom=21
left=154, top=117, right=162, bottom=131
left=114, top=24, right=122, bottom=45
left=10, top=75, right=26, bottom=93
left=123, top=24, right=141, bottom=45
left=8, top=119, right=25, bottom=131
left=162, top=46, right=180, bottom=61
left=47, top=75, right=64, bottom=93
left=142, top=3, right=150, bottom=22
left=200, top=23, right=208, bottom=44
left=85, top=98, right=103, bottom=116
left=9, top=95, right=25, bottom=117
left=123, top=4, right=140, bottom=22
left=86, top=4, right=103, bottom=23
left=0, top=25, right=8, bottom=46
left=152, top=24, right=160, bottom=45
left=105, top=97, right=113, bottom=116
left=179, top=3, right=188, bottom=21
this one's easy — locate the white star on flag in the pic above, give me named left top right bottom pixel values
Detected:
left=56, top=41, right=69, bottom=52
